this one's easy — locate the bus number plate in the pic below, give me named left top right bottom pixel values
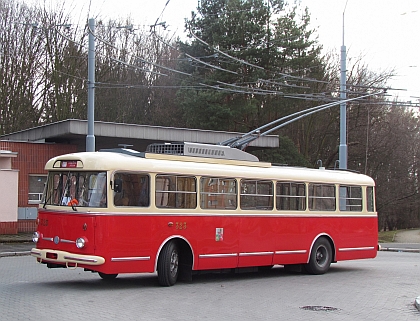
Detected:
left=175, top=222, right=187, bottom=230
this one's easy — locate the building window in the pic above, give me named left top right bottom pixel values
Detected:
left=28, top=175, right=47, bottom=204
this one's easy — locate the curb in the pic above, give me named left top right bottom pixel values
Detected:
left=0, top=251, right=31, bottom=258
left=379, top=247, right=420, bottom=253
left=0, top=237, right=33, bottom=244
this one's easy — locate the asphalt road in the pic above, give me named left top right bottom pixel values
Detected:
left=0, top=252, right=419, bottom=320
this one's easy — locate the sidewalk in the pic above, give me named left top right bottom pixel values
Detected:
left=0, top=233, right=33, bottom=257
left=0, top=233, right=33, bottom=243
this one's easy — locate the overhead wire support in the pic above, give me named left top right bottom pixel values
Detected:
left=86, top=18, right=95, bottom=152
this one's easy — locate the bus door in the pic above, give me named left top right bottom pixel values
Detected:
left=237, top=179, right=275, bottom=267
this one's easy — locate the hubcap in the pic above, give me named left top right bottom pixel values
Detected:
left=316, top=246, right=328, bottom=267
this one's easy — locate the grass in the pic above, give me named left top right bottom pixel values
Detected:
left=378, top=230, right=397, bottom=243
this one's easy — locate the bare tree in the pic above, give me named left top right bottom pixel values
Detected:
left=0, top=0, right=44, bottom=134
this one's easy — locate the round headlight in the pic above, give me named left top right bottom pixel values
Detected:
left=76, top=237, right=86, bottom=249
left=32, top=231, right=40, bottom=243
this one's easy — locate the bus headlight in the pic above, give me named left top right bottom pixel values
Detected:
left=76, top=237, right=86, bottom=249
left=32, top=231, right=40, bottom=243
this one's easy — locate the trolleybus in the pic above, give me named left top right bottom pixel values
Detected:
left=31, top=142, right=378, bottom=286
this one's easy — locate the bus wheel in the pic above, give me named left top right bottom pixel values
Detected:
left=305, top=237, right=332, bottom=275
left=98, top=272, right=118, bottom=280
left=158, top=241, right=179, bottom=286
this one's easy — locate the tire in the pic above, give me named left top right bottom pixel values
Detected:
left=157, top=241, right=179, bottom=286
left=98, top=272, right=118, bottom=280
left=305, top=237, right=332, bottom=275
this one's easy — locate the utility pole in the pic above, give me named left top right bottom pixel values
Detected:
left=339, top=3, right=348, bottom=169
left=86, top=18, right=95, bottom=152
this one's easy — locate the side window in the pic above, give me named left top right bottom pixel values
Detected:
left=276, top=182, right=306, bottom=211
left=113, top=172, right=150, bottom=207
left=367, top=186, right=375, bottom=212
left=156, top=175, right=196, bottom=209
left=339, top=185, right=362, bottom=212
left=240, top=179, right=273, bottom=210
left=200, top=177, right=237, bottom=209
left=309, top=183, right=336, bottom=211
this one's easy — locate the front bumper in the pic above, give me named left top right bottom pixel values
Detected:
left=31, top=248, right=105, bottom=266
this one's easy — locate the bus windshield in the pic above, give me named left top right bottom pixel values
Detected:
left=43, top=171, right=107, bottom=208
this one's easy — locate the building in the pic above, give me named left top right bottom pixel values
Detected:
left=0, top=119, right=278, bottom=234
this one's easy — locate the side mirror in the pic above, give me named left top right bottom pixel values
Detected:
left=113, top=178, right=122, bottom=193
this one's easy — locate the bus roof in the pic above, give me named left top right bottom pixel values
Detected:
left=45, top=149, right=375, bottom=186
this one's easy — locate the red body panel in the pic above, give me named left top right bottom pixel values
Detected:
left=35, top=209, right=378, bottom=274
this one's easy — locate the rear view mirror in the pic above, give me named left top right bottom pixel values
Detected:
left=113, top=178, right=122, bottom=193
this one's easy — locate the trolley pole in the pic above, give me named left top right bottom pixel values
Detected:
left=86, top=18, right=95, bottom=152
left=339, top=8, right=347, bottom=169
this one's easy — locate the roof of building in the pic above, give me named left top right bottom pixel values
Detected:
left=0, top=119, right=279, bottom=152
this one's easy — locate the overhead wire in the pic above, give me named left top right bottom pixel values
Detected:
left=88, top=22, right=193, bottom=77
left=53, top=21, right=410, bottom=104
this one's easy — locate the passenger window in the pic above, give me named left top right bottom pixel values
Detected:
left=339, top=185, right=362, bottom=212
left=240, top=179, right=273, bottom=210
left=276, top=182, right=306, bottom=211
left=200, top=177, right=237, bottom=210
left=367, top=186, right=375, bottom=212
left=309, top=184, right=336, bottom=211
left=156, top=175, right=196, bottom=209
left=113, top=173, right=150, bottom=207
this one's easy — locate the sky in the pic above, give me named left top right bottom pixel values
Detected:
left=66, top=0, right=419, bottom=103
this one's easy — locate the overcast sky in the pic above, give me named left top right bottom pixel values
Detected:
left=68, top=0, right=419, bottom=102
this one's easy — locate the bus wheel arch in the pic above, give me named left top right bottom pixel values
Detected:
left=156, top=237, right=193, bottom=286
left=305, top=235, right=335, bottom=275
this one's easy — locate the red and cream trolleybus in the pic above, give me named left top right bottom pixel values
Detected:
left=31, top=142, right=378, bottom=286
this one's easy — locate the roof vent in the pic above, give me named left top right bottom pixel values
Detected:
left=146, top=142, right=258, bottom=162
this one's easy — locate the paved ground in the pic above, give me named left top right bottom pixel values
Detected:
left=0, top=251, right=419, bottom=320
left=1, top=230, right=419, bottom=317
left=394, top=229, right=420, bottom=243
